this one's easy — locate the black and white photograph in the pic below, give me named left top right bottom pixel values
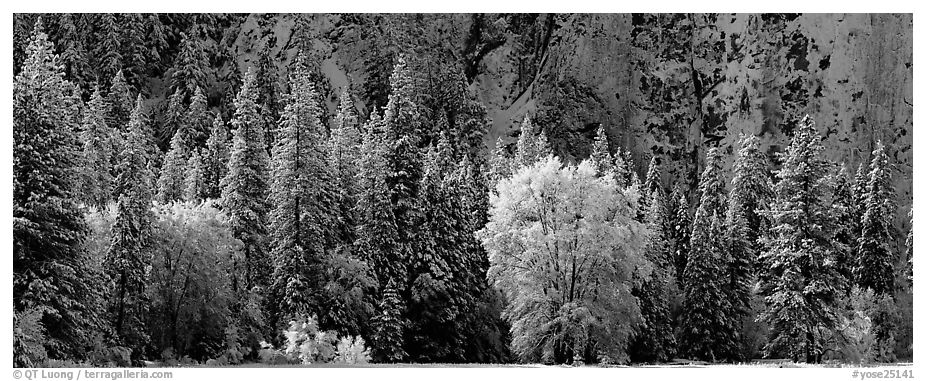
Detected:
left=6, top=6, right=919, bottom=378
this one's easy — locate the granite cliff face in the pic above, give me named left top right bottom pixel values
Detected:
left=227, top=14, right=911, bottom=224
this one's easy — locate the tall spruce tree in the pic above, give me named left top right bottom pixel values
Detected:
left=79, top=87, right=117, bottom=209
left=668, top=183, right=692, bottom=289
left=186, top=86, right=211, bottom=147
left=832, top=165, right=858, bottom=288
left=488, top=137, right=512, bottom=185
left=758, top=115, right=844, bottom=363
left=267, top=56, right=337, bottom=326
left=724, top=134, right=772, bottom=355
left=203, top=116, right=230, bottom=199
left=629, top=190, right=678, bottom=362
left=182, top=149, right=207, bottom=202
left=170, top=32, right=208, bottom=95
left=156, top=129, right=192, bottom=204
left=93, top=13, right=122, bottom=85
left=679, top=147, right=737, bottom=362
left=327, top=88, right=363, bottom=245
left=855, top=141, right=896, bottom=296
left=221, top=67, right=272, bottom=292
left=590, top=125, right=614, bottom=175
left=513, top=115, right=551, bottom=168
left=106, top=70, right=135, bottom=133
left=106, top=96, right=155, bottom=355
left=13, top=19, right=106, bottom=363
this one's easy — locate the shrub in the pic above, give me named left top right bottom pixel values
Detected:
left=334, top=336, right=371, bottom=365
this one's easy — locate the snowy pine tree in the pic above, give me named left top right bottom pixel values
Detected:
left=106, top=96, right=155, bottom=354
left=267, top=55, right=337, bottom=324
left=855, top=141, right=896, bottom=296
left=13, top=19, right=106, bottom=363
left=156, top=129, right=192, bottom=204
left=327, top=88, right=363, bottom=244
left=488, top=137, right=512, bottom=185
left=182, top=149, right=207, bottom=202
left=668, top=183, right=692, bottom=289
left=590, top=125, right=614, bottom=175
left=79, top=87, right=117, bottom=209
left=170, top=32, right=208, bottom=95
left=202, top=116, right=230, bottom=200
left=186, top=86, right=211, bottom=147
left=758, top=115, right=844, bottom=363
left=679, top=147, right=737, bottom=362
left=106, top=69, right=135, bottom=133
left=513, top=115, right=550, bottom=168
left=724, top=134, right=772, bottom=355
left=221, top=67, right=272, bottom=292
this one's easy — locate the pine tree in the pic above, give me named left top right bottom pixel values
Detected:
left=640, top=156, right=663, bottom=220
left=383, top=56, right=422, bottom=138
left=186, top=86, right=211, bottom=147
left=118, top=13, right=147, bottom=86
left=255, top=38, right=281, bottom=152
left=758, top=115, right=844, bottom=363
left=79, top=87, right=117, bottom=209
left=267, top=56, right=337, bottom=324
left=221, top=67, right=272, bottom=292
left=514, top=115, right=550, bottom=168
left=629, top=190, right=678, bottom=362
left=724, top=134, right=772, bottom=355
left=13, top=19, right=106, bottom=363
left=106, top=70, right=135, bottom=133
left=327, top=88, right=363, bottom=244
left=589, top=125, right=613, bottom=175
left=158, top=88, right=187, bottom=149
left=56, top=13, right=90, bottom=86
left=203, top=116, right=230, bottom=200
left=855, top=141, right=896, bottom=296
left=679, top=147, right=737, bottom=362
left=106, top=96, right=155, bottom=354
left=93, top=13, right=122, bottom=85
left=488, top=137, right=512, bottom=185
left=156, top=130, right=192, bottom=204
left=832, top=165, right=858, bottom=288
left=355, top=110, right=401, bottom=289
left=171, top=32, right=208, bottom=95
left=371, top=284, right=408, bottom=362
left=668, top=183, right=692, bottom=289
left=613, top=146, right=633, bottom=188
left=182, top=149, right=207, bottom=202
left=144, top=15, right=168, bottom=73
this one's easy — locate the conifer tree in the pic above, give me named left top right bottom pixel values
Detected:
left=613, top=146, right=633, bottom=188
left=93, top=13, right=122, bottom=85
left=832, top=165, right=858, bottom=287
left=107, top=70, right=135, bottom=133
left=590, top=125, right=614, bottom=175
left=327, top=88, right=363, bottom=244
left=106, top=96, right=155, bottom=354
left=118, top=13, right=147, bottom=85
left=371, top=284, right=408, bottom=363
left=629, top=190, right=678, bottom=362
left=56, top=13, right=90, bottom=85
left=679, top=147, right=737, bottom=361
left=855, top=141, right=896, bottom=296
left=159, top=88, right=187, bottom=149
left=186, top=86, right=211, bottom=147
left=488, top=137, right=512, bottom=185
left=14, top=19, right=106, bottom=362
left=144, top=15, right=168, bottom=72
left=255, top=38, right=281, bottom=152
left=668, top=184, right=692, bottom=288
left=79, top=87, right=117, bottom=209
left=171, top=32, right=208, bottom=95
left=640, top=156, right=663, bottom=220
left=203, top=116, right=230, bottom=200
left=267, top=56, right=337, bottom=324
left=758, top=115, right=844, bottom=363
left=220, top=68, right=272, bottom=291
left=383, top=56, right=422, bottom=138
left=156, top=130, right=192, bottom=204
left=355, top=110, right=401, bottom=288
left=724, top=134, right=772, bottom=351
left=182, top=149, right=207, bottom=202
left=514, top=115, right=550, bottom=168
